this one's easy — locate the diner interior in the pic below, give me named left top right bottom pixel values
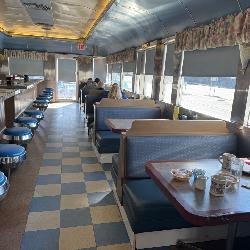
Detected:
left=1, top=0, right=250, bottom=250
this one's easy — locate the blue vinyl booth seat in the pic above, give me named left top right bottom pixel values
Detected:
left=0, top=172, right=9, bottom=201
left=96, top=131, right=121, bottom=153
left=123, top=179, right=193, bottom=233
left=85, top=95, right=103, bottom=134
left=14, top=117, right=39, bottom=130
left=86, top=95, right=102, bottom=115
left=2, top=127, right=33, bottom=146
left=111, top=153, right=119, bottom=186
left=113, top=133, right=238, bottom=235
left=95, top=107, right=161, bottom=154
left=24, top=110, right=44, bottom=120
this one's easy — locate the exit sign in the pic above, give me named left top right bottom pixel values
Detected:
left=78, top=42, right=87, bottom=50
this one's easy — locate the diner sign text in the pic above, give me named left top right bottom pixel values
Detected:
left=0, top=49, right=48, bottom=61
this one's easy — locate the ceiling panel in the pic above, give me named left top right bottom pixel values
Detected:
left=87, top=0, right=250, bottom=55
left=0, top=0, right=113, bottom=40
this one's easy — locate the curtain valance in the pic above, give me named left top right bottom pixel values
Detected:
left=106, top=48, right=135, bottom=64
left=175, top=8, right=250, bottom=52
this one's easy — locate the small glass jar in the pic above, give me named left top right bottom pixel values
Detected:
left=230, top=158, right=244, bottom=182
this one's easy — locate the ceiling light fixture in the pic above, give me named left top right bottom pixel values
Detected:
left=22, top=2, right=51, bottom=11
left=35, top=23, right=53, bottom=30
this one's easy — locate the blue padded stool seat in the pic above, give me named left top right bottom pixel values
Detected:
left=39, top=93, right=52, bottom=98
left=14, top=117, right=39, bottom=129
left=37, top=96, right=51, bottom=101
left=45, top=87, right=53, bottom=91
left=0, top=144, right=26, bottom=161
left=44, top=88, right=53, bottom=92
left=43, top=90, right=53, bottom=95
left=123, top=179, right=193, bottom=233
left=33, top=99, right=49, bottom=111
left=0, top=144, right=26, bottom=168
left=95, top=131, right=120, bottom=153
left=2, top=127, right=33, bottom=143
left=0, top=144, right=26, bottom=178
left=35, top=98, right=50, bottom=103
left=33, top=99, right=49, bottom=104
left=0, top=172, right=9, bottom=200
left=24, top=110, right=44, bottom=120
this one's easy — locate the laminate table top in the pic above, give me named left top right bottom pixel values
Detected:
left=145, top=159, right=250, bottom=226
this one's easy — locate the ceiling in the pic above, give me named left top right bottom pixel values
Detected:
left=0, top=0, right=113, bottom=40
left=1, top=0, right=250, bottom=56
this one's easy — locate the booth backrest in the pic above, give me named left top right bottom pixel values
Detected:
left=118, top=120, right=237, bottom=179
left=86, top=95, right=102, bottom=115
left=127, top=120, right=231, bottom=136
left=95, top=107, right=161, bottom=131
left=88, top=89, right=105, bottom=96
left=97, top=98, right=157, bottom=107
left=125, top=134, right=237, bottom=178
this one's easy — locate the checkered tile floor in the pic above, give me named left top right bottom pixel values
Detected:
left=21, top=103, right=131, bottom=250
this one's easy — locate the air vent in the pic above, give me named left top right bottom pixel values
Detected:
left=22, top=2, right=51, bottom=11
left=35, top=23, right=53, bottom=30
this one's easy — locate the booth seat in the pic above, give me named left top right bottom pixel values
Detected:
left=111, top=153, right=119, bottom=186
left=95, top=131, right=120, bottom=153
left=123, top=179, right=193, bottom=233
left=85, top=95, right=103, bottom=134
left=94, top=106, right=161, bottom=154
left=112, top=120, right=238, bottom=248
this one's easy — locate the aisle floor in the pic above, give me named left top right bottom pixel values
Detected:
left=20, top=103, right=131, bottom=250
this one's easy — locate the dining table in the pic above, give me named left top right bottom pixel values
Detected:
left=145, top=159, right=250, bottom=250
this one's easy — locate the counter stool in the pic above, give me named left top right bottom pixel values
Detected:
left=14, top=117, right=39, bottom=131
left=2, top=127, right=33, bottom=149
left=43, top=89, right=53, bottom=94
left=44, top=88, right=53, bottom=93
left=33, top=99, right=49, bottom=111
left=45, top=88, right=54, bottom=91
left=39, top=93, right=52, bottom=98
left=42, top=93, right=53, bottom=100
left=37, top=96, right=52, bottom=102
left=0, top=172, right=9, bottom=200
left=0, top=144, right=26, bottom=178
left=24, top=110, right=44, bottom=121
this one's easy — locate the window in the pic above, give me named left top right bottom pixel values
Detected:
left=123, top=61, right=135, bottom=91
left=123, top=72, right=133, bottom=91
left=161, top=43, right=174, bottom=103
left=106, top=73, right=112, bottom=83
left=111, top=63, right=121, bottom=84
left=179, top=46, right=239, bottom=121
left=134, top=74, right=140, bottom=94
left=162, top=76, right=173, bottom=103
left=144, top=48, right=155, bottom=98
left=106, top=64, right=112, bottom=83
left=144, top=75, right=153, bottom=97
left=179, top=77, right=236, bottom=120
left=9, top=58, right=44, bottom=76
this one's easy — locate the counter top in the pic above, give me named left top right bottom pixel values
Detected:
left=0, top=80, right=43, bottom=90
left=0, top=80, right=44, bottom=100
left=0, top=89, right=19, bottom=101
